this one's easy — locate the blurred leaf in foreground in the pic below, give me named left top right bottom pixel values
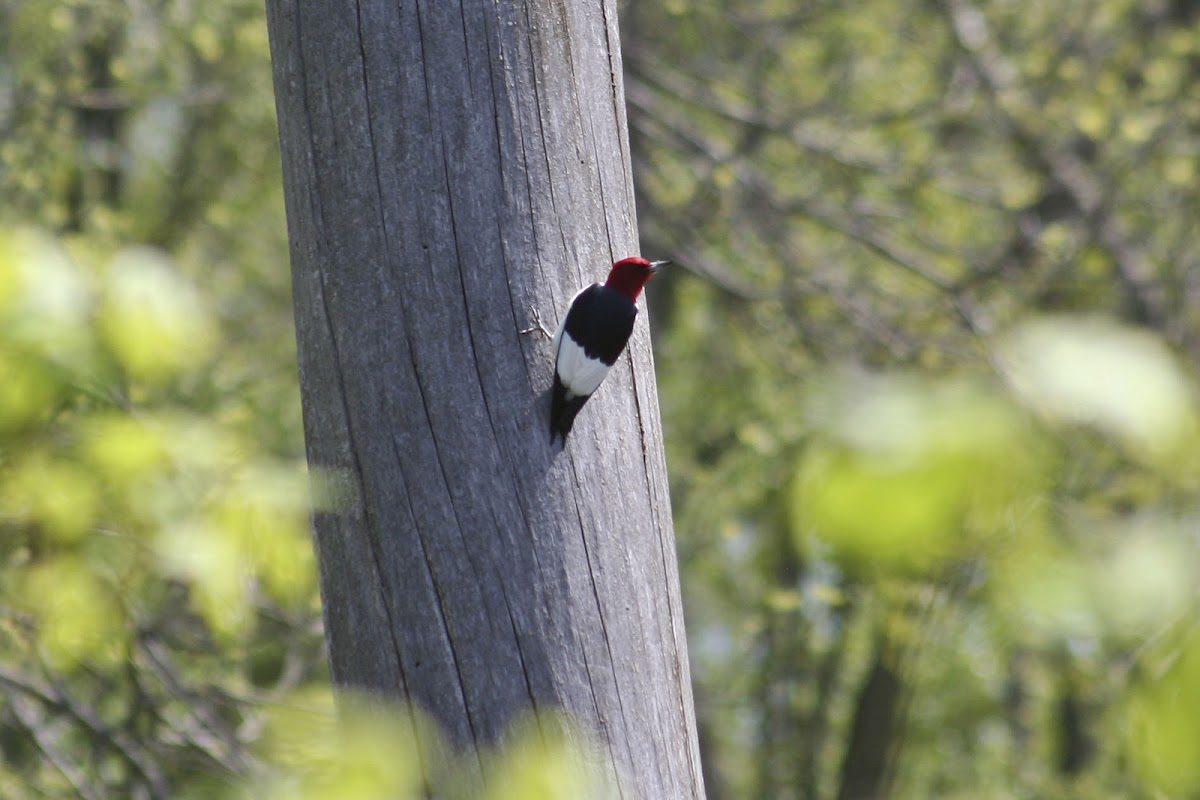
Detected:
left=98, top=246, right=217, bottom=383
left=1127, top=631, right=1200, bottom=795
left=792, top=373, right=1046, bottom=574
left=999, top=315, right=1198, bottom=462
left=483, top=713, right=618, bottom=800
left=251, top=691, right=615, bottom=800
left=254, top=687, right=428, bottom=800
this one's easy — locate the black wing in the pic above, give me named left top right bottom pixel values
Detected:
left=561, top=285, right=638, bottom=366
left=550, top=285, right=638, bottom=445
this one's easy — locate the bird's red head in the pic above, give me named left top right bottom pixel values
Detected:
left=604, top=257, right=670, bottom=302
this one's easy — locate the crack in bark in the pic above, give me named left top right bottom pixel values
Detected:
left=564, top=463, right=630, bottom=800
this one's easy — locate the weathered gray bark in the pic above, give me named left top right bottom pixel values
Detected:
left=265, top=1, right=705, bottom=796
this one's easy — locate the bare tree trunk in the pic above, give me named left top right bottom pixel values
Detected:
left=838, top=633, right=903, bottom=800
left=265, top=1, right=705, bottom=796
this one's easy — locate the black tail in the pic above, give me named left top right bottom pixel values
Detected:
left=550, top=375, right=590, bottom=446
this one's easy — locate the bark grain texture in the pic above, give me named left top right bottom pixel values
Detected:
left=265, top=1, right=704, bottom=797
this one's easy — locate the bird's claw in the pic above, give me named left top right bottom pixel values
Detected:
left=520, top=306, right=553, bottom=339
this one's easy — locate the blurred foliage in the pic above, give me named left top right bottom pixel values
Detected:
left=0, top=226, right=321, bottom=794
left=0, top=1, right=322, bottom=796
left=4, top=0, right=1200, bottom=798
left=248, top=692, right=617, bottom=800
left=626, top=0, right=1200, bottom=797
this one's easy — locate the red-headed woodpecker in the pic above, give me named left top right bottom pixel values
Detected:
left=549, top=256, right=670, bottom=444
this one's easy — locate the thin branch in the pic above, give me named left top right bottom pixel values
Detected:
left=134, top=636, right=255, bottom=773
left=935, top=0, right=1169, bottom=327
left=0, top=664, right=169, bottom=798
left=9, top=695, right=105, bottom=800
left=628, top=83, right=957, bottom=294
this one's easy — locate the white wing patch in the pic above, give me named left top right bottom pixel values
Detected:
left=553, top=322, right=613, bottom=399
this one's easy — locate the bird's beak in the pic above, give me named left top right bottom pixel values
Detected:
left=647, top=260, right=672, bottom=272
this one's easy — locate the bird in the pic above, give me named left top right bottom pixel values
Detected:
left=546, top=256, right=669, bottom=445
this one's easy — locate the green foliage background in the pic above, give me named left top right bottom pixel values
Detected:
left=625, top=0, right=1200, bottom=797
left=1, top=0, right=1199, bottom=797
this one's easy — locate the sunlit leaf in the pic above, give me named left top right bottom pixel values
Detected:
left=255, top=688, right=427, bottom=800
left=1095, top=521, right=1194, bottom=638
left=792, top=374, right=1043, bottom=573
left=21, top=556, right=124, bottom=669
left=484, top=715, right=617, bottom=800
left=0, top=229, right=94, bottom=377
left=0, top=349, right=60, bottom=432
left=999, top=315, right=1198, bottom=459
left=0, top=228, right=90, bottom=336
left=210, top=462, right=315, bottom=605
left=81, top=412, right=171, bottom=486
left=992, top=540, right=1101, bottom=642
left=1127, top=634, right=1200, bottom=794
left=157, top=520, right=251, bottom=638
left=2, top=452, right=99, bottom=543
left=98, top=247, right=217, bottom=382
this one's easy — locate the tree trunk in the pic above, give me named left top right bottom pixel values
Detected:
left=838, top=632, right=903, bottom=800
left=265, top=1, right=705, bottom=796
